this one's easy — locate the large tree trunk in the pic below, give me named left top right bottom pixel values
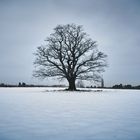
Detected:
left=68, top=78, right=76, bottom=91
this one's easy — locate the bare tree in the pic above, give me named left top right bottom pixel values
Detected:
left=33, top=24, right=107, bottom=90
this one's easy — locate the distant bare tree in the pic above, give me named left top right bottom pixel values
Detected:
left=33, top=24, right=107, bottom=90
left=77, top=80, right=85, bottom=88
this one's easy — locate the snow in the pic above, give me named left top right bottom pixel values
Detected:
left=0, top=88, right=140, bottom=140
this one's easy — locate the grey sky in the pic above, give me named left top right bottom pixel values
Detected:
left=0, top=0, right=140, bottom=86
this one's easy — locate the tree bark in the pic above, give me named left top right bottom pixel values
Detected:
left=68, top=78, right=76, bottom=91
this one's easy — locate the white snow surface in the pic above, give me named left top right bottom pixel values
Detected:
left=0, top=87, right=140, bottom=140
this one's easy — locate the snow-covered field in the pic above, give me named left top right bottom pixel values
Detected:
left=0, top=88, right=140, bottom=140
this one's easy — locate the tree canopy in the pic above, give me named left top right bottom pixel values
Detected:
left=33, top=24, right=107, bottom=90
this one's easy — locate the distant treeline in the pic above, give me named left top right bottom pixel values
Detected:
left=85, top=84, right=140, bottom=89
left=112, top=84, right=140, bottom=89
left=0, top=82, right=140, bottom=89
left=0, top=82, right=65, bottom=88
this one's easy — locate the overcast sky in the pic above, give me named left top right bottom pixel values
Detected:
left=0, top=0, right=140, bottom=86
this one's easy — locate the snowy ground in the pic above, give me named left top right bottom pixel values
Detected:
left=0, top=88, right=140, bottom=140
